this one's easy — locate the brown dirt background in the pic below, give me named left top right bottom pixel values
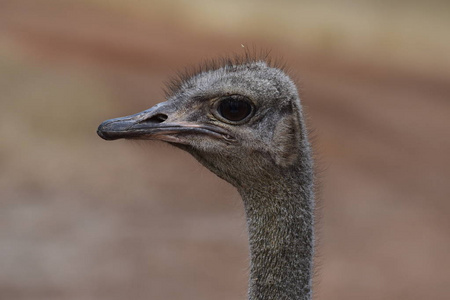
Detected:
left=1, top=0, right=449, bottom=299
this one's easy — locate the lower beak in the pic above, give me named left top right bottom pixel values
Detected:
left=97, top=103, right=234, bottom=144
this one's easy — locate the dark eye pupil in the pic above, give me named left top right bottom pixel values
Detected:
left=218, top=98, right=252, bottom=122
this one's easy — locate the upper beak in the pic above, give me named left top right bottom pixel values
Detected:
left=97, top=102, right=235, bottom=144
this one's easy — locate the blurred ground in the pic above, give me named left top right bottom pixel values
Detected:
left=1, top=0, right=449, bottom=300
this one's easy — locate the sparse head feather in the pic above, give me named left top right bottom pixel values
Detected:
left=164, top=50, right=288, bottom=98
left=159, top=53, right=310, bottom=188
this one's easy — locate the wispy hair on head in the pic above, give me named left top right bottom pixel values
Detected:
left=163, top=48, right=287, bottom=98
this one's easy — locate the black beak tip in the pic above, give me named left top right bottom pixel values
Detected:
left=97, top=121, right=117, bottom=141
left=97, top=127, right=106, bottom=140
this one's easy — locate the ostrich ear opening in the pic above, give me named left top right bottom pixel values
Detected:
left=271, top=101, right=302, bottom=167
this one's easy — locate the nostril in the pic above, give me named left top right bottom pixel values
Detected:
left=142, top=113, right=168, bottom=123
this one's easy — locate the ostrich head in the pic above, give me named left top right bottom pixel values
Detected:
left=97, top=59, right=306, bottom=188
left=98, top=57, right=316, bottom=300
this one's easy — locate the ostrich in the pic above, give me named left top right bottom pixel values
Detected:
left=97, top=56, right=315, bottom=300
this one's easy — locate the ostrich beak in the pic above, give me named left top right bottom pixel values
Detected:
left=97, top=102, right=234, bottom=144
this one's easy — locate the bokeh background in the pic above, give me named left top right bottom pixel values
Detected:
left=1, top=0, right=449, bottom=299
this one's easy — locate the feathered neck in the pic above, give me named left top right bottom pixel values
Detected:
left=238, top=162, right=315, bottom=300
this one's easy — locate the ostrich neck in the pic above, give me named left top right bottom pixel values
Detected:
left=239, top=168, right=314, bottom=300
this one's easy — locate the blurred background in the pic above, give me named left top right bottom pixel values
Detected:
left=1, top=0, right=449, bottom=299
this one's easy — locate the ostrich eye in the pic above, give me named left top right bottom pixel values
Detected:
left=217, top=96, right=253, bottom=122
